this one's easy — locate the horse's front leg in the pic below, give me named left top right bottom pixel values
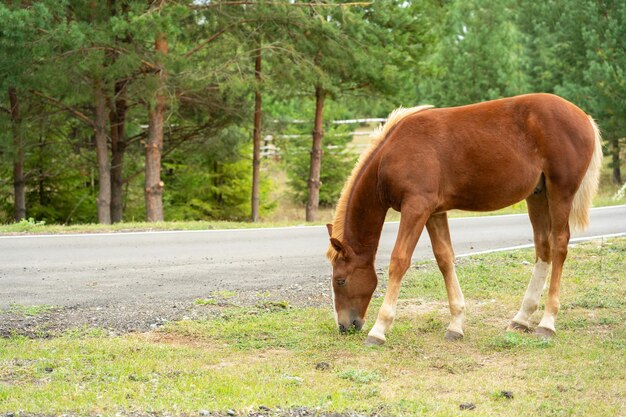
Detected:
left=365, top=206, right=429, bottom=346
left=426, top=212, right=466, bottom=340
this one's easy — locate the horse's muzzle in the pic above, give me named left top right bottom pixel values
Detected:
left=338, top=319, right=363, bottom=333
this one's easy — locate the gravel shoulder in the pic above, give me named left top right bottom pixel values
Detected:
left=0, top=282, right=335, bottom=338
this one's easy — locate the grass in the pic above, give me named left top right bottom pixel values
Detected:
left=0, top=237, right=624, bottom=416
left=0, top=218, right=313, bottom=235
left=3, top=304, right=58, bottom=319
left=195, top=290, right=240, bottom=306
left=4, top=303, right=58, bottom=317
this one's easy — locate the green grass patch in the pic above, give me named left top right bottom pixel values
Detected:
left=487, top=332, right=553, bottom=351
left=194, top=298, right=218, bottom=306
left=3, top=303, right=57, bottom=317
left=194, top=290, right=239, bottom=306
left=0, top=219, right=320, bottom=235
left=0, top=238, right=624, bottom=416
left=337, top=368, right=382, bottom=384
left=212, top=290, right=238, bottom=299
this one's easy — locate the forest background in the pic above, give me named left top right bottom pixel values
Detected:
left=0, top=0, right=624, bottom=226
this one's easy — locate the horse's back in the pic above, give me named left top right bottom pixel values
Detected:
left=379, top=94, right=595, bottom=212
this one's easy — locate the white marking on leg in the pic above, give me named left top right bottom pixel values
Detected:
left=512, top=259, right=550, bottom=328
left=367, top=301, right=395, bottom=341
left=538, top=312, right=556, bottom=332
left=330, top=280, right=338, bottom=325
left=367, top=272, right=403, bottom=342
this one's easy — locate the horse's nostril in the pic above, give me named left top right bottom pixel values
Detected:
left=352, top=320, right=359, bottom=327
left=339, top=324, right=347, bottom=333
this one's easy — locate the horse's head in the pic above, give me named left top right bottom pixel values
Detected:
left=326, top=224, right=378, bottom=333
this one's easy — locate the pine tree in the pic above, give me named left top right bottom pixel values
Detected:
left=517, top=0, right=625, bottom=184
left=0, top=2, right=56, bottom=221
left=418, top=0, right=529, bottom=106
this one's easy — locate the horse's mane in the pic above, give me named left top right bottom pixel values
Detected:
left=326, top=105, right=434, bottom=262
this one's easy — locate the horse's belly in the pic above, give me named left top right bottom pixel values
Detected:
left=445, top=167, right=541, bottom=212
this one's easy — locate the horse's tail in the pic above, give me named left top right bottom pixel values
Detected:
left=569, top=116, right=603, bottom=232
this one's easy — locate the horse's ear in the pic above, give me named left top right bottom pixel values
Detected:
left=329, top=237, right=344, bottom=254
left=330, top=238, right=354, bottom=259
left=326, top=224, right=333, bottom=237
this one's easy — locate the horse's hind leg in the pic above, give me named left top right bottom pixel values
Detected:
left=508, top=191, right=552, bottom=332
left=535, top=189, right=574, bottom=338
left=425, top=212, right=465, bottom=340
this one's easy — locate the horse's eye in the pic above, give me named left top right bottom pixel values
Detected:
left=336, top=278, right=346, bottom=286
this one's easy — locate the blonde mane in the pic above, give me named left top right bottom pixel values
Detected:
left=326, top=105, right=434, bottom=262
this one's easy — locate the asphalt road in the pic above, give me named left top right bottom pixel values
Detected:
left=1, top=205, right=625, bottom=308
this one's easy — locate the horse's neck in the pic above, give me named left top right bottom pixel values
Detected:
left=343, top=163, right=388, bottom=261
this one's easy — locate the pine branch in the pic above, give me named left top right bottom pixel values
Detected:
left=57, top=46, right=158, bottom=71
left=122, top=123, right=218, bottom=184
left=125, top=131, right=147, bottom=146
left=29, top=89, right=95, bottom=128
left=184, top=26, right=230, bottom=57
left=190, top=2, right=372, bottom=9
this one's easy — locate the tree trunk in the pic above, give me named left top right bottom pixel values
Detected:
left=110, top=80, right=127, bottom=223
left=94, top=80, right=112, bottom=224
left=251, top=43, right=262, bottom=222
left=37, top=129, right=46, bottom=207
left=8, top=87, right=26, bottom=222
left=108, top=0, right=131, bottom=223
left=610, top=136, right=622, bottom=184
left=306, top=85, right=325, bottom=222
left=145, top=32, right=167, bottom=222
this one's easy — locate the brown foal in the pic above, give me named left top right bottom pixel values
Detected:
left=326, top=93, right=602, bottom=345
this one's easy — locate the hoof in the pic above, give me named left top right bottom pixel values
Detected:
left=364, top=335, right=385, bottom=346
left=535, top=326, right=556, bottom=339
left=444, top=330, right=464, bottom=341
left=507, top=321, right=531, bottom=333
